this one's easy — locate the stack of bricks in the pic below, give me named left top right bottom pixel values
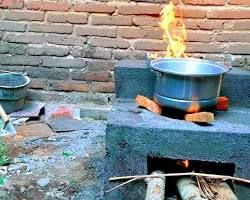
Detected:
left=0, top=0, right=250, bottom=104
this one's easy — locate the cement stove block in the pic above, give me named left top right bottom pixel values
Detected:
left=115, top=60, right=250, bottom=108
left=105, top=102, right=250, bottom=200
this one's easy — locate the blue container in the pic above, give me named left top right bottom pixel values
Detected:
left=0, top=73, right=30, bottom=113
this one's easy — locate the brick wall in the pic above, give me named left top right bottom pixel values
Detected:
left=0, top=0, right=250, bottom=104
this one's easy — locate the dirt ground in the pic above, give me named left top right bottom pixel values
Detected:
left=0, top=119, right=106, bottom=200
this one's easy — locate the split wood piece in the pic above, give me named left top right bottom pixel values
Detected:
left=216, top=97, right=229, bottom=111
left=145, top=171, right=166, bottom=200
left=177, top=177, right=207, bottom=200
left=136, top=95, right=162, bottom=115
left=184, top=112, right=214, bottom=123
left=212, top=182, right=238, bottom=200
left=196, top=176, right=218, bottom=199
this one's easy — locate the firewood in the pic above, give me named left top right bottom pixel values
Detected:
left=196, top=176, right=218, bottom=199
left=136, top=95, right=162, bottom=115
left=216, top=97, right=229, bottom=111
left=145, top=171, right=166, bottom=200
left=184, top=112, right=214, bottom=123
left=212, top=182, right=238, bottom=200
left=177, top=177, right=207, bottom=200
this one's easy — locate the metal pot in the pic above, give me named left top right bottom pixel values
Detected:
left=0, top=72, right=30, bottom=113
left=149, top=58, right=230, bottom=112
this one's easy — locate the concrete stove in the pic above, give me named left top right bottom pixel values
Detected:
left=105, top=60, right=250, bottom=200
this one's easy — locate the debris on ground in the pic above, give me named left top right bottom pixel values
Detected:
left=10, top=101, right=45, bottom=118
left=0, top=115, right=106, bottom=200
left=0, top=102, right=107, bottom=199
left=48, top=118, right=89, bottom=132
left=45, top=104, right=80, bottom=121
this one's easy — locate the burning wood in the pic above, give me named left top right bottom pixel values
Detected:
left=216, top=97, right=229, bottom=111
left=145, top=171, right=166, bottom=200
left=136, top=95, right=162, bottom=115
left=184, top=112, right=215, bottom=123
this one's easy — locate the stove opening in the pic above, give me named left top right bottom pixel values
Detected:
left=147, top=156, right=236, bottom=198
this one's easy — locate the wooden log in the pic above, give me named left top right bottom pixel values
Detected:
left=145, top=171, right=166, bottom=200
left=214, top=182, right=238, bottom=200
left=177, top=178, right=207, bottom=200
left=136, top=95, right=162, bottom=115
left=184, top=112, right=214, bottom=123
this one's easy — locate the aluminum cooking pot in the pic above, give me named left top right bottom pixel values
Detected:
left=149, top=58, right=230, bottom=112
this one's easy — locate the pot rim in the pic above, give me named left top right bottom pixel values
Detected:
left=150, top=58, right=230, bottom=77
left=0, top=73, right=30, bottom=89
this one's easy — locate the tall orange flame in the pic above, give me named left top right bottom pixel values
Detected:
left=152, top=1, right=187, bottom=59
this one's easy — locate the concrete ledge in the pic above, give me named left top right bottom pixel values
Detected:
left=115, top=60, right=250, bottom=108
left=105, top=102, right=250, bottom=200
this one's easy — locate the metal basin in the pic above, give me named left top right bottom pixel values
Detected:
left=0, top=73, right=30, bottom=113
left=150, top=58, right=230, bottom=112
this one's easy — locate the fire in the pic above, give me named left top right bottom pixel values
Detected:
left=177, top=159, right=190, bottom=169
left=187, top=96, right=201, bottom=113
left=152, top=1, right=187, bottom=59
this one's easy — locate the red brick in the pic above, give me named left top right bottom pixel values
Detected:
left=50, top=80, right=89, bottom=92
left=186, top=42, right=222, bottom=53
left=117, top=27, right=145, bottom=39
left=226, top=43, right=250, bottom=54
left=205, top=54, right=224, bottom=62
left=74, top=3, right=116, bottom=13
left=185, top=112, right=214, bottom=122
left=89, top=37, right=130, bottom=49
left=228, top=0, right=250, bottom=6
left=183, top=0, right=224, bottom=6
left=75, top=26, right=116, bottom=37
left=26, top=1, right=70, bottom=11
left=92, top=82, right=115, bottom=93
left=29, top=78, right=46, bottom=89
left=0, top=0, right=23, bottom=9
left=90, top=14, right=132, bottom=26
left=207, top=9, right=250, bottom=19
left=4, top=10, right=44, bottom=21
left=216, top=97, right=229, bottom=111
left=87, top=60, right=115, bottom=71
left=117, top=27, right=162, bottom=39
left=28, top=23, right=72, bottom=34
left=215, top=31, right=250, bottom=42
left=118, top=4, right=161, bottom=15
left=47, top=12, right=88, bottom=24
left=186, top=30, right=212, bottom=42
left=224, top=20, right=250, bottom=30
left=176, top=6, right=206, bottom=19
left=133, top=16, right=159, bottom=26
left=184, top=19, right=224, bottom=30
left=136, top=95, right=162, bottom=115
left=72, top=71, right=110, bottom=82
left=134, top=39, right=166, bottom=51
